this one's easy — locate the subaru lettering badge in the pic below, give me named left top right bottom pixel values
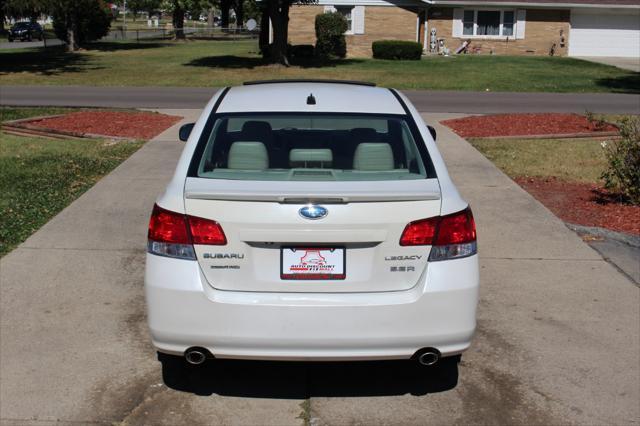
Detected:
left=299, top=205, right=328, bottom=220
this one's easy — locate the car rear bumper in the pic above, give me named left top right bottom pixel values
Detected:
left=145, top=253, right=479, bottom=361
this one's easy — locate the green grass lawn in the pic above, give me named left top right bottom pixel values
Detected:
left=469, top=137, right=608, bottom=183
left=0, top=106, right=76, bottom=122
left=1, top=39, right=637, bottom=92
left=0, top=108, right=144, bottom=256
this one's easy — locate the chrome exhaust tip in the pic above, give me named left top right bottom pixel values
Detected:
left=415, top=348, right=440, bottom=366
left=184, top=347, right=208, bottom=365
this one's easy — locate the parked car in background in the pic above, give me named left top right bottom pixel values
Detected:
left=8, top=22, right=44, bottom=42
left=145, top=80, right=479, bottom=368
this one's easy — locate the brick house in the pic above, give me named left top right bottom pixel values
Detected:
left=286, top=0, right=640, bottom=58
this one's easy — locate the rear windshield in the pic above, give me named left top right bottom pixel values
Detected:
left=190, top=113, right=435, bottom=181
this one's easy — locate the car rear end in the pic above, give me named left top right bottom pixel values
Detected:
left=145, top=82, right=479, bottom=364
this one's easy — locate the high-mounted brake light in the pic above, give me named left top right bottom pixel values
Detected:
left=399, top=207, right=477, bottom=261
left=147, top=204, right=226, bottom=260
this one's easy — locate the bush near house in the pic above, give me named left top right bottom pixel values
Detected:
left=372, top=40, right=423, bottom=60
left=315, top=12, right=347, bottom=59
left=601, top=116, right=640, bottom=205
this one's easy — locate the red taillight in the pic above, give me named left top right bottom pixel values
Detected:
left=435, top=208, right=476, bottom=245
left=148, top=204, right=226, bottom=246
left=189, top=216, right=227, bottom=245
left=400, top=217, right=439, bottom=246
left=148, top=204, right=191, bottom=244
left=399, top=208, right=476, bottom=246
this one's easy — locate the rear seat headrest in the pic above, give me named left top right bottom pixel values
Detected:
left=353, top=143, right=394, bottom=171
left=227, top=141, right=269, bottom=170
left=289, top=149, right=333, bottom=168
left=241, top=121, right=273, bottom=136
left=349, top=128, right=381, bottom=142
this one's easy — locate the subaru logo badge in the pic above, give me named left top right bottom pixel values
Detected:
left=299, top=205, right=328, bottom=220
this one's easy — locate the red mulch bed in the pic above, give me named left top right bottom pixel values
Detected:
left=515, top=177, right=640, bottom=236
left=442, top=113, right=618, bottom=138
left=26, top=111, right=182, bottom=140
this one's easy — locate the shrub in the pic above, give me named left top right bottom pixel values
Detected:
left=601, top=116, right=640, bottom=204
left=372, top=40, right=423, bottom=60
left=315, top=13, right=347, bottom=59
left=52, top=0, right=112, bottom=47
left=289, top=44, right=315, bottom=58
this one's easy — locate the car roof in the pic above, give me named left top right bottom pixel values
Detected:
left=216, top=82, right=406, bottom=115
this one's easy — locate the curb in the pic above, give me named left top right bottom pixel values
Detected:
left=566, top=223, right=640, bottom=248
left=2, top=116, right=135, bottom=142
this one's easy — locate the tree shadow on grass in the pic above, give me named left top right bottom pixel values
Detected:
left=185, top=54, right=366, bottom=70
left=0, top=46, right=98, bottom=76
left=596, top=73, right=640, bottom=94
left=83, top=41, right=171, bottom=52
left=185, top=55, right=268, bottom=69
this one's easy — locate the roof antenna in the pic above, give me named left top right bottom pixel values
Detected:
left=307, top=93, right=316, bottom=105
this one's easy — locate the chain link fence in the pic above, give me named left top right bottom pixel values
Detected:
left=103, top=26, right=260, bottom=42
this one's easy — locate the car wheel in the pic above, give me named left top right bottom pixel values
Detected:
left=8, top=38, right=13, bottom=42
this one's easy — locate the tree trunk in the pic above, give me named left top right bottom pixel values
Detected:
left=67, top=27, right=77, bottom=51
left=234, top=0, right=244, bottom=28
left=173, top=5, right=185, bottom=39
left=259, top=7, right=269, bottom=54
left=207, top=8, right=214, bottom=28
left=220, top=0, right=231, bottom=29
left=267, top=1, right=289, bottom=66
left=67, top=11, right=78, bottom=52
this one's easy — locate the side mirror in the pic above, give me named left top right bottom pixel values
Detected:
left=427, top=125, right=437, bottom=141
left=178, top=123, right=195, bottom=142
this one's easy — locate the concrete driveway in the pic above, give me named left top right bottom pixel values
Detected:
left=1, top=112, right=638, bottom=425
left=576, top=56, right=640, bottom=73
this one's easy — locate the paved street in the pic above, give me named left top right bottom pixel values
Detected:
left=0, top=112, right=638, bottom=425
left=1, top=85, right=639, bottom=113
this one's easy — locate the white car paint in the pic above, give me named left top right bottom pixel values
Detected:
left=145, top=81, right=479, bottom=362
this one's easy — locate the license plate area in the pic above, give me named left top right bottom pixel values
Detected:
left=280, top=247, right=346, bottom=280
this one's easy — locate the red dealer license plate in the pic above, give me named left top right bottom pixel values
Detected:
left=280, top=247, right=346, bottom=280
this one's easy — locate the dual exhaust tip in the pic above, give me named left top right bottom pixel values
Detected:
left=415, top=348, right=441, bottom=366
left=185, top=347, right=441, bottom=366
left=184, top=347, right=211, bottom=365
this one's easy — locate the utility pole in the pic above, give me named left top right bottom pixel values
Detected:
left=123, top=0, right=127, bottom=30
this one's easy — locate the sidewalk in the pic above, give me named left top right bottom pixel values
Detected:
left=0, top=111, right=638, bottom=425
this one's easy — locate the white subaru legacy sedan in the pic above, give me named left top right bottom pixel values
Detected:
left=145, top=80, right=478, bottom=367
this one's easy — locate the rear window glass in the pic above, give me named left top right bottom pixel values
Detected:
left=190, top=114, right=434, bottom=181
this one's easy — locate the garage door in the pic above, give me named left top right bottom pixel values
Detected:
left=569, top=9, right=640, bottom=57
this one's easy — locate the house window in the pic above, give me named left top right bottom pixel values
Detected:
left=462, top=10, right=516, bottom=37
left=462, top=10, right=474, bottom=35
left=336, top=6, right=353, bottom=33
left=477, top=11, right=500, bottom=35
left=502, top=11, right=515, bottom=36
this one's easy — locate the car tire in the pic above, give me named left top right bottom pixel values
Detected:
left=8, top=38, right=13, bottom=42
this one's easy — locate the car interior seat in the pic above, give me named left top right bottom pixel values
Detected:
left=227, top=141, right=269, bottom=170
